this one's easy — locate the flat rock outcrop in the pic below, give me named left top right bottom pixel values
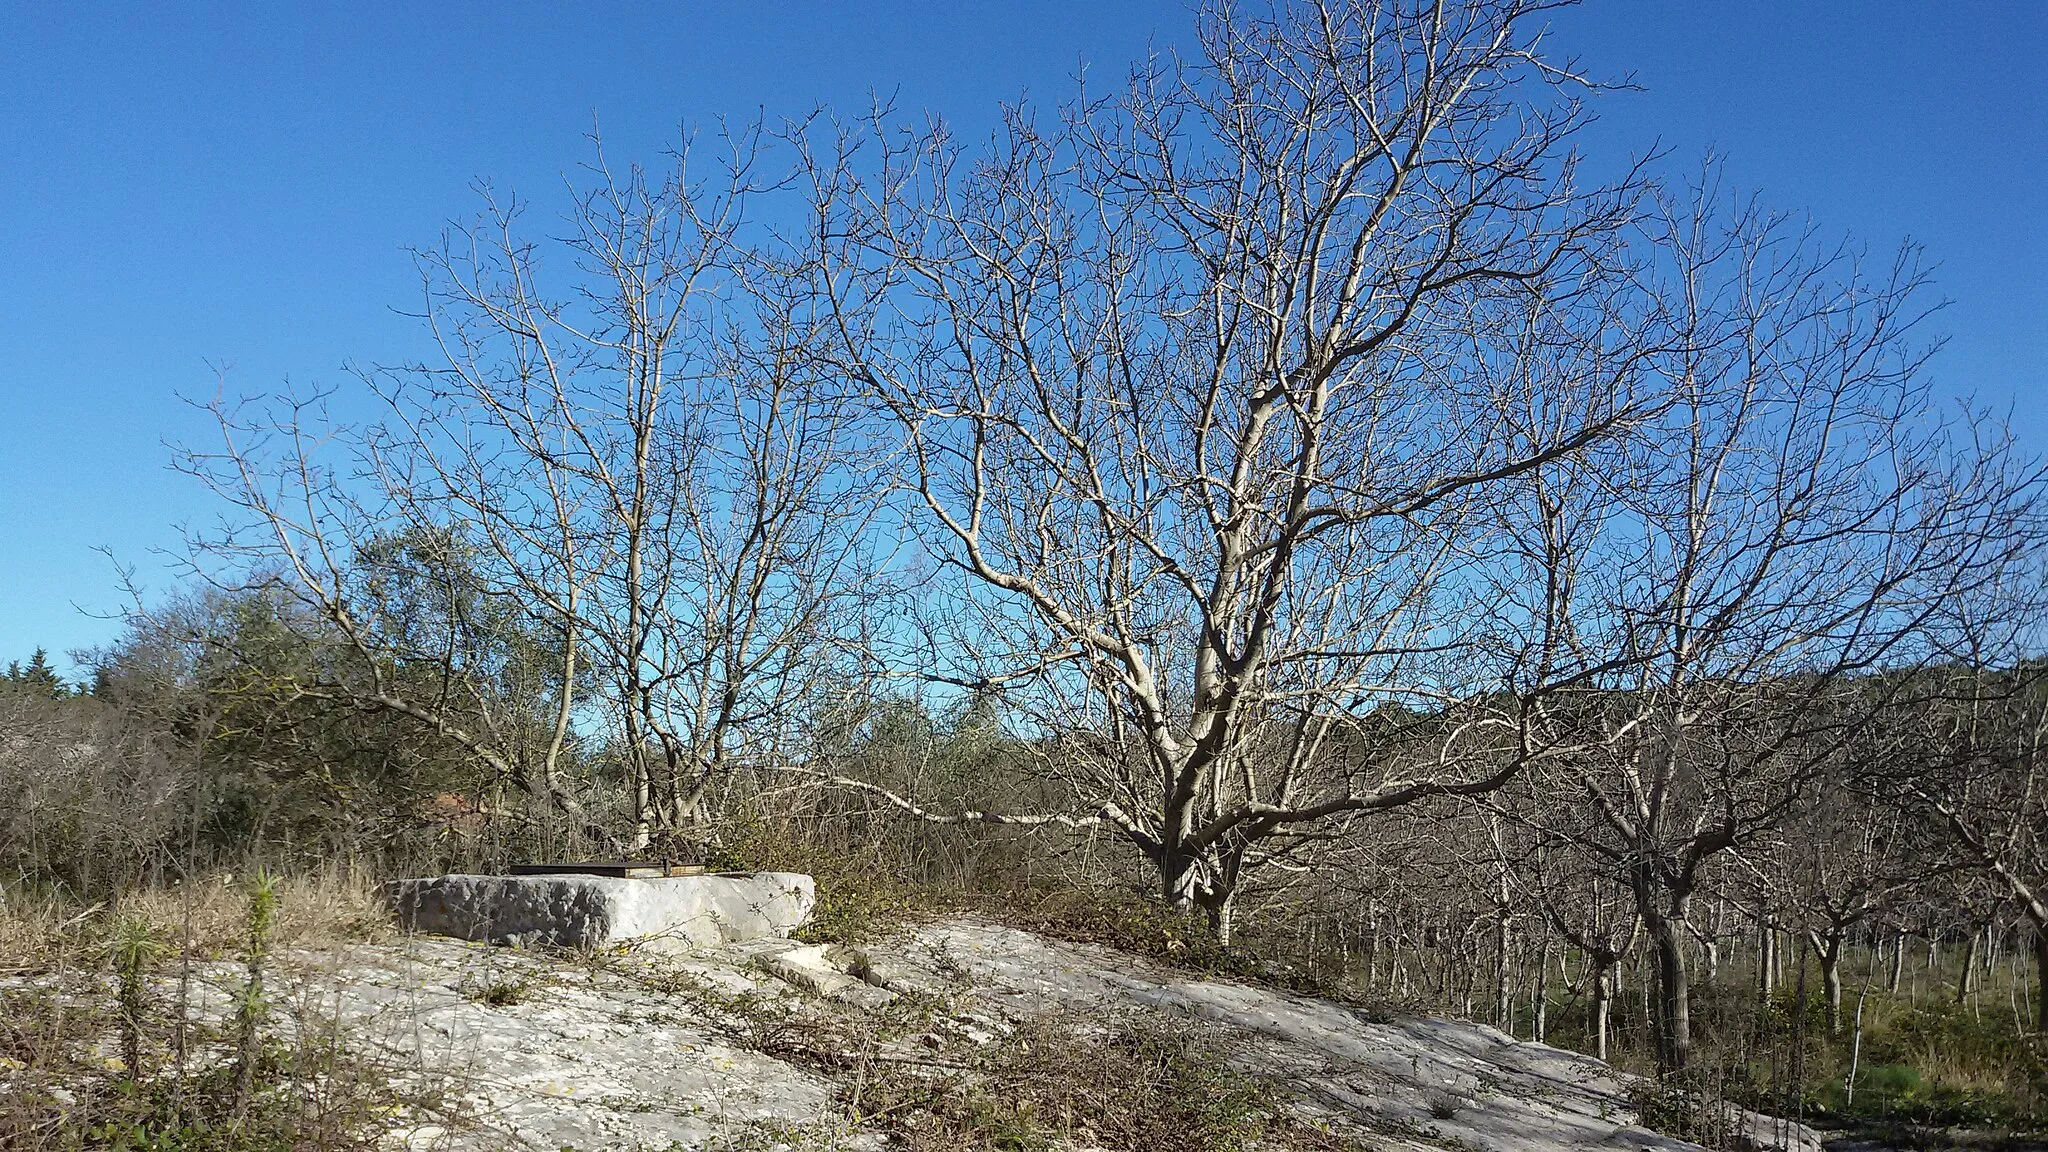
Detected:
left=882, top=920, right=1820, bottom=1152
left=101, top=914, right=1820, bottom=1152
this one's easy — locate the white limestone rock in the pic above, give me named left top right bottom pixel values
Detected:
left=41, top=908, right=1820, bottom=1151
left=881, top=919, right=1824, bottom=1152
left=387, top=871, right=815, bottom=948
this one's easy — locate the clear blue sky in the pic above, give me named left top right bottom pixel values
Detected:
left=2, top=2, right=2042, bottom=678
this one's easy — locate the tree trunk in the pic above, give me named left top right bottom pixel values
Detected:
left=1203, top=889, right=1236, bottom=950
left=1363, top=917, right=1380, bottom=994
left=627, top=743, right=653, bottom=851
left=1592, top=960, right=1615, bottom=1063
left=1633, top=891, right=1693, bottom=1076
left=1699, top=901, right=1723, bottom=985
left=1817, top=932, right=1844, bottom=1034
left=1637, top=945, right=1652, bottom=1048
left=1654, top=921, right=1692, bottom=1073
left=1887, top=932, right=1905, bottom=994
left=1494, top=901, right=1513, bottom=1031
left=1178, top=843, right=1242, bottom=950
left=1758, top=919, right=1777, bottom=1002
left=1159, top=848, right=1202, bottom=912
left=1957, top=932, right=1979, bottom=1005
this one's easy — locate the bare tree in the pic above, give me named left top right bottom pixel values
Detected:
left=1514, top=178, right=2045, bottom=1071
left=180, top=135, right=886, bottom=851
left=1517, top=836, right=1639, bottom=1062
left=803, top=0, right=1660, bottom=944
left=0, top=681, right=188, bottom=894
left=1777, top=779, right=1924, bottom=1033
left=1894, top=573, right=2048, bottom=1034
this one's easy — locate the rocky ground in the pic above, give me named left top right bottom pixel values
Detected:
left=101, top=913, right=1822, bottom=1152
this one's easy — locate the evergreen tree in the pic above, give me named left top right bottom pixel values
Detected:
left=4, top=647, right=69, bottom=698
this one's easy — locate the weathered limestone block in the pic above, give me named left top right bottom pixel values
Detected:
left=749, top=941, right=900, bottom=1008
left=755, top=943, right=868, bottom=998
left=387, top=871, right=814, bottom=948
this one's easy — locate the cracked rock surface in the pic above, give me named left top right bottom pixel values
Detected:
left=136, top=916, right=1819, bottom=1152
left=900, top=920, right=1818, bottom=1152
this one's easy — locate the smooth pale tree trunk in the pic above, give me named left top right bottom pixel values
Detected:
left=1463, top=936, right=1478, bottom=1019
left=1205, top=850, right=1243, bottom=950
left=1699, top=902, right=1724, bottom=986
left=1888, top=932, right=1905, bottom=994
left=1758, top=920, right=1777, bottom=1003
left=1532, top=932, right=1551, bottom=1043
left=1958, top=933, right=1979, bottom=1005
left=1160, top=849, right=1207, bottom=922
left=1363, top=916, right=1380, bottom=995
left=1807, top=926, right=1847, bottom=1033
left=628, top=759, right=653, bottom=851
left=1494, top=897, right=1513, bottom=1031
left=1592, top=960, right=1616, bottom=1063
left=1158, top=845, right=1241, bottom=949
left=1816, top=932, right=1845, bottom=1035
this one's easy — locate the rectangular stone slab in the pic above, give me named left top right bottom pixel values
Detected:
left=388, top=871, right=815, bottom=948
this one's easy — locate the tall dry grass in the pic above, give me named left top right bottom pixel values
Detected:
left=0, top=866, right=427, bottom=1151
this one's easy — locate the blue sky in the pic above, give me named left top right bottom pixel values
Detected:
left=2, top=1, right=2042, bottom=678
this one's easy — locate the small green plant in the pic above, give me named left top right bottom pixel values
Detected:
left=459, top=968, right=540, bottom=1008
left=3, top=874, right=458, bottom=1150
left=231, top=868, right=280, bottom=1123
left=108, top=914, right=167, bottom=1080
left=1627, top=1078, right=1692, bottom=1140
left=1858, top=1062, right=1923, bottom=1096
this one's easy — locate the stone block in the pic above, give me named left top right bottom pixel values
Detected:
left=387, top=871, right=815, bottom=948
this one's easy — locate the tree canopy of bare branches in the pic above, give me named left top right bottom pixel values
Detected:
left=798, top=0, right=1678, bottom=944
left=180, top=137, right=889, bottom=851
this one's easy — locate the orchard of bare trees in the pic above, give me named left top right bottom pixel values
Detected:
left=8, top=0, right=2047, bottom=1122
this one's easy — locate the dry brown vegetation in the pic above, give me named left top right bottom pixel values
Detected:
left=0, top=871, right=433, bottom=1151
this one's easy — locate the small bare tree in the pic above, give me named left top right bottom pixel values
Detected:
left=1508, top=827, right=1639, bottom=1062
left=1893, top=571, right=2048, bottom=1034
left=1514, top=177, right=2045, bottom=1071
left=1777, top=777, right=1924, bottom=1033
